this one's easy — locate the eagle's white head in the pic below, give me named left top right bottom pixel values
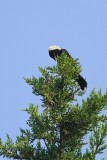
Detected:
left=48, top=45, right=61, bottom=51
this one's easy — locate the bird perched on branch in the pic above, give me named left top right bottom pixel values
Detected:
left=48, top=45, right=87, bottom=90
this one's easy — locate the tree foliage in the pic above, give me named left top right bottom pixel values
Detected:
left=0, top=53, right=107, bottom=160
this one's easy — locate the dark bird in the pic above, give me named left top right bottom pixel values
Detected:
left=49, top=45, right=87, bottom=90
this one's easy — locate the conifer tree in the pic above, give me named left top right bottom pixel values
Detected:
left=0, top=53, right=107, bottom=160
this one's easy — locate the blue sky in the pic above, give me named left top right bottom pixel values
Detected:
left=0, top=0, right=107, bottom=159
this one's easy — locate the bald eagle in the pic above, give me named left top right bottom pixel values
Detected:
left=49, top=45, right=87, bottom=90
